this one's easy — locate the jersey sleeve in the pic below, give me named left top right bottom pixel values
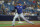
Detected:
left=15, top=6, right=17, bottom=9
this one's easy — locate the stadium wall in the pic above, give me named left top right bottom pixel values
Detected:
left=0, top=15, right=40, bottom=21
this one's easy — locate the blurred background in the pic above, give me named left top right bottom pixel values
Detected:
left=0, top=0, right=40, bottom=21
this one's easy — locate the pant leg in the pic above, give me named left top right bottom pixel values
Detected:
left=19, top=13, right=32, bottom=23
left=18, top=17, right=21, bottom=21
left=12, top=13, right=19, bottom=25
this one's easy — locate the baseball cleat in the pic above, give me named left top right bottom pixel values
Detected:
left=32, top=23, right=34, bottom=25
left=12, top=25, right=15, bottom=26
left=12, top=24, right=15, bottom=26
left=28, top=21, right=34, bottom=25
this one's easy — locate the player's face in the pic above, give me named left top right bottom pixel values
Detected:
left=18, top=3, right=21, bottom=6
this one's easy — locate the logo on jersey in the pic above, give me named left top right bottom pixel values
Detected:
left=17, top=7, right=22, bottom=9
left=20, top=7, right=22, bottom=8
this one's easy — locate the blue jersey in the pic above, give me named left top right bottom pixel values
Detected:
left=15, top=5, right=26, bottom=14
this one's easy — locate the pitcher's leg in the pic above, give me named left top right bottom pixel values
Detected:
left=12, top=13, right=19, bottom=25
left=18, top=17, right=23, bottom=23
left=20, top=13, right=34, bottom=24
left=18, top=17, right=20, bottom=21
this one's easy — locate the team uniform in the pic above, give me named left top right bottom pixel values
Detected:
left=12, top=4, right=34, bottom=26
left=13, top=10, right=23, bottom=23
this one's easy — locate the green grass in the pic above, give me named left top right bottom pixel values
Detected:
left=0, top=21, right=40, bottom=26
left=0, top=24, right=11, bottom=26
